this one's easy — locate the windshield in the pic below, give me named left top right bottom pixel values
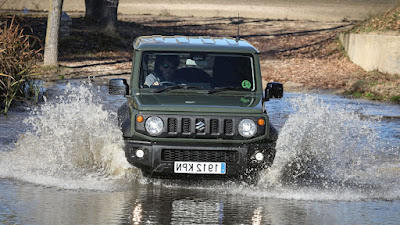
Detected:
left=139, top=52, right=255, bottom=91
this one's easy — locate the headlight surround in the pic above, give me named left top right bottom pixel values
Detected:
left=145, top=116, right=164, bottom=136
left=238, top=119, right=257, bottom=138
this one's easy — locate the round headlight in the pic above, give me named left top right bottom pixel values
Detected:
left=238, top=119, right=257, bottom=138
left=145, top=116, right=164, bottom=136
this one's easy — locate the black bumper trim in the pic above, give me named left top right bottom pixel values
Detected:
left=123, top=140, right=275, bottom=177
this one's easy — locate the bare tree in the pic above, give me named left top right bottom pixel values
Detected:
left=43, top=0, right=63, bottom=66
left=85, top=0, right=119, bottom=33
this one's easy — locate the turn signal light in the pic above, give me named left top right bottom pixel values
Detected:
left=258, top=118, right=265, bottom=126
left=137, top=115, right=144, bottom=123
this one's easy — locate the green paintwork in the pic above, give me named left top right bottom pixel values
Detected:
left=129, top=36, right=264, bottom=98
left=134, top=36, right=260, bottom=54
left=130, top=91, right=263, bottom=114
left=126, top=35, right=269, bottom=141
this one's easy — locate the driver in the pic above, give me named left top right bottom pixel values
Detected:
left=144, top=55, right=179, bottom=87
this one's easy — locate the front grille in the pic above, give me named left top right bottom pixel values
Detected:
left=167, top=118, right=236, bottom=137
left=135, top=115, right=266, bottom=140
left=162, top=149, right=239, bottom=163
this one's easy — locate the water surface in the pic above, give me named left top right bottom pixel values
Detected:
left=0, top=81, right=399, bottom=224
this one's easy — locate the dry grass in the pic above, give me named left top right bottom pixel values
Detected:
left=353, top=6, right=400, bottom=34
left=0, top=15, right=42, bottom=114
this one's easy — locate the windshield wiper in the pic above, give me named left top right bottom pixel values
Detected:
left=207, top=86, right=245, bottom=94
left=152, top=84, right=197, bottom=93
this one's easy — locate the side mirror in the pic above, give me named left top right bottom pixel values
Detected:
left=264, top=82, right=283, bottom=101
left=109, top=79, right=129, bottom=95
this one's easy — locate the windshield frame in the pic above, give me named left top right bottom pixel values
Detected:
left=138, top=51, right=257, bottom=93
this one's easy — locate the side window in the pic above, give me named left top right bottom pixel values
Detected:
left=140, top=54, right=157, bottom=88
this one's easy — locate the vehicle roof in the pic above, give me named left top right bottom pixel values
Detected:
left=133, top=36, right=260, bottom=54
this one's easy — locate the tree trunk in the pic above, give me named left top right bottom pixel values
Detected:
left=85, top=0, right=103, bottom=21
left=101, top=0, right=118, bottom=33
left=85, top=0, right=119, bottom=34
left=43, top=0, right=63, bottom=66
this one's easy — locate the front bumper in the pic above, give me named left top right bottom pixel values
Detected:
left=124, top=139, right=275, bottom=178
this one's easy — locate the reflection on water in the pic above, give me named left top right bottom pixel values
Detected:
left=131, top=203, right=143, bottom=224
left=0, top=81, right=399, bottom=224
left=2, top=179, right=399, bottom=225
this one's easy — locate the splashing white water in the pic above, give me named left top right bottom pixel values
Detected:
left=0, top=83, right=141, bottom=190
left=259, top=95, right=393, bottom=190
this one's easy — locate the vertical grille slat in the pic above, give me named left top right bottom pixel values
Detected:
left=182, top=118, right=191, bottom=134
left=168, top=118, right=177, bottom=133
left=224, top=119, right=233, bottom=135
left=210, top=119, right=219, bottom=134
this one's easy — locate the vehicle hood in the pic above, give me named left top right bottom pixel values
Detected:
left=131, top=92, right=264, bottom=114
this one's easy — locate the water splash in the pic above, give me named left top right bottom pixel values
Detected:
left=259, top=95, right=399, bottom=195
left=0, top=83, right=141, bottom=190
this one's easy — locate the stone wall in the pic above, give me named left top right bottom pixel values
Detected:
left=339, top=33, right=400, bottom=75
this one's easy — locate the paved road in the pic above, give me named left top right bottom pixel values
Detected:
left=3, top=0, right=398, bottom=21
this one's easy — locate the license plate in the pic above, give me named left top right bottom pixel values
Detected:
left=174, top=162, right=226, bottom=174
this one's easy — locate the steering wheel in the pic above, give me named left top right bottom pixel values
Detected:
left=159, top=81, right=176, bottom=86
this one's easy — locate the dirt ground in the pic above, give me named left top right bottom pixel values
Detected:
left=56, top=15, right=364, bottom=91
left=3, top=12, right=399, bottom=102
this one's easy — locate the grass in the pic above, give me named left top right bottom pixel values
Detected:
left=345, top=71, right=400, bottom=103
left=353, top=5, right=400, bottom=34
left=390, top=95, right=400, bottom=102
left=346, top=91, right=383, bottom=102
left=37, top=65, right=68, bottom=81
left=0, top=15, right=42, bottom=114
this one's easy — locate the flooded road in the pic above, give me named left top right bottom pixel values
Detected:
left=1, top=81, right=399, bottom=224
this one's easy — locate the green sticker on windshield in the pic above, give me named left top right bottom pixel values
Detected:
left=241, top=80, right=252, bottom=89
left=241, top=97, right=250, bottom=103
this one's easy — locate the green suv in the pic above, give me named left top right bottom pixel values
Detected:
left=109, top=36, right=283, bottom=181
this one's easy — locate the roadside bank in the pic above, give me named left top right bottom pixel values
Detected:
left=1, top=12, right=399, bottom=103
left=40, top=14, right=400, bottom=103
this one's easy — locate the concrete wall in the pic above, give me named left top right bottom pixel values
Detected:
left=339, top=33, right=400, bottom=75
left=1, top=0, right=399, bottom=21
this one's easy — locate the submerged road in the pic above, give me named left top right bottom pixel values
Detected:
left=0, top=82, right=399, bottom=224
